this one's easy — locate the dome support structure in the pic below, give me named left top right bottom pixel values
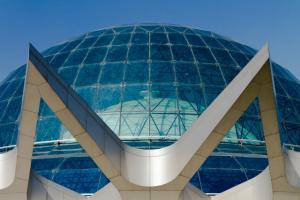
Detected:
left=0, top=43, right=299, bottom=200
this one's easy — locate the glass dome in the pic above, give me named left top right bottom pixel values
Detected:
left=1, top=23, right=300, bottom=194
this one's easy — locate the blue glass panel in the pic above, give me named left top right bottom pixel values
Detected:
left=58, top=66, right=79, bottom=86
left=99, top=63, right=124, bottom=84
left=230, top=51, right=249, bottom=68
left=12, top=80, right=24, bottom=98
left=175, top=63, right=200, bottom=84
left=9, top=65, right=26, bottom=80
left=60, top=157, right=98, bottom=169
left=201, top=36, right=223, bottom=48
left=2, top=97, right=21, bottom=123
left=123, top=85, right=148, bottom=112
left=64, top=49, right=88, bottom=66
left=150, top=113, right=180, bottom=137
left=94, top=34, right=113, bottom=47
left=204, top=86, right=223, bottom=106
left=75, top=64, right=101, bottom=87
left=236, top=157, right=268, bottom=170
left=177, top=85, right=204, bottom=114
left=120, top=113, right=149, bottom=137
left=61, top=40, right=81, bottom=52
left=76, top=87, right=97, bottom=108
left=151, top=45, right=172, bottom=61
left=96, top=86, right=121, bottom=112
left=151, top=62, right=174, bottom=83
left=77, top=37, right=98, bottom=49
left=0, top=123, right=18, bottom=146
left=36, top=117, right=61, bottom=141
left=38, top=100, right=55, bottom=118
left=211, top=49, right=236, bottom=66
left=150, top=33, right=168, bottom=44
left=50, top=52, right=70, bottom=69
left=0, top=100, right=8, bottom=120
left=199, top=168, right=247, bottom=193
left=106, top=45, right=128, bottom=62
left=276, top=95, right=299, bottom=123
left=168, top=33, right=187, bottom=45
left=132, top=33, right=149, bottom=44
left=52, top=169, right=108, bottom=194
left=221, top=66, right=240, bottom=84
left=128, top=45, right=149, bottom=61
left=112, top=34, right=131, bottom=45
left=202, top=156, right=240, bottom=169
left=84, top=47, right=107, bottom=64
left=192, top=47, right=215, bottom=63
left=124, top=62, right=149, bottom=83
left=1, top=80, right=22, bottom=100
left=198, top=64, right=225, bottom=86
left=171, top=45, right=193, bottom=61
left=185, top=34, right=205, bottom=46
left=278, top=77, right=300, bottom=98
left=217, top=39, right=240, bottom=52
left=32, top=158, right=64, bottom=170
left=151, top=84, right=177, bottom=112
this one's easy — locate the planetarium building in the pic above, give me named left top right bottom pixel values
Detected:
left=0, top=24, right=300, bottom=200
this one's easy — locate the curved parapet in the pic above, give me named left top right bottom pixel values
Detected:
left=181, top=168, right=273, bottom=200
left=284, top=147, right=300, bottom=187
left=0, top=148, right=17, bottom=189
left=212, top=168, right=273, bottom=200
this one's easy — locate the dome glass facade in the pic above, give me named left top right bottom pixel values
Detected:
left=0, top=24, right=300, bottom=195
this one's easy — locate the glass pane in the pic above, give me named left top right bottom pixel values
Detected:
left=94, top=35, right=113, bottom=47
left=178, top=85, right=205, bottom=114
left=84, top=47, right=107, bottom=64
left=99, top=63, right=124, bottom=84
left=131, top=33, right=149, bottom=44
left=106, top=45, right=128, bottom=62
left=171, top=45, right=193, bottom=61
left=198, top=64, right=225, bottom=86
left=112, top=33, right=131, bottom=45
left=151, top=84, right=177, bottom=112
left=185, top=34, right=206, bottom=46
left=151, top=62, right=174, bottom=83
left=211, top=49, right=236, bottom=66
left=168, top=33, right=187, bottom=45
left=96, top=86, right=121, bottom=112
left=128, top=45, right=149, bottom=61
left=192, top=47, right=215, bottom=63
left=124, top=62, right=149, bottom=83
left=150, top=33, right=168, bottom=44
left=58, top=66, right=79, bottom=86
left=123, top=85, right=149, bottom=112
left=75, top=64, right=101, bottom=87
left=150, top=45, right=172, bottom=61
left=175, top=62, right=200, bottom=84
left=64, top=49, right=88, bottom=66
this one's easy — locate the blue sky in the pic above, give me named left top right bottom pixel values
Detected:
left=0, top=0, right=299, bottom=81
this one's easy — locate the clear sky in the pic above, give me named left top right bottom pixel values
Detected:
left=0, top=0, right=300, bottom=82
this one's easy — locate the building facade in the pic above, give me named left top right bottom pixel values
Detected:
left=0, top=24, right=299, bottom=199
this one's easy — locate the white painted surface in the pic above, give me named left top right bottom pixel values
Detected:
left=0, top=148, right=17, bottom=189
